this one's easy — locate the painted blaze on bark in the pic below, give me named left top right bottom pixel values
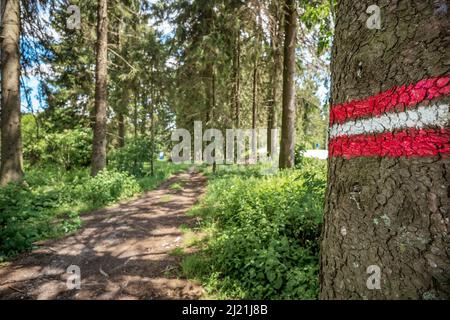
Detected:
left=320, top=0, right=450, bottom=299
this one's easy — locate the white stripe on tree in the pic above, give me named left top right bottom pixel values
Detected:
left=329, top=104, right=449, bottom=138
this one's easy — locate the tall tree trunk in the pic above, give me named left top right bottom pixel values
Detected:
left=212, top=66, right=216, bottom=118
left=252, top=60, right=258, bottom=163
left=118, top=112, right=125, bottom=147
left=140, top=91, right=147, bottom=136
left=91, top=0, right=108, bottom=177
left=252, top=62, right=258, bottom=130
left=134, top=83, right=138, bottom=139
left=118, top=86, right=128, bottom=148
left=150, top=82, right=155, bottom=177
left=117, top=19, right=126, bottom=149
left=267, top=0, right=283, bottom=156
left=203, top=61, right=216, bottom=170
left=203, top=60, right=215, bottom=126
left=212, top=65, right=217, bottom=173
left=133, top=82, right=139, bottom=171
left=252, top=10, right=260, bottom=134
left=320, top=0, right=450, bottom=299
left=279, top=0, right=297, bottom=169
left=0, top=0, right=23, bottom=186
left=233, top=29, right=241, bottom=128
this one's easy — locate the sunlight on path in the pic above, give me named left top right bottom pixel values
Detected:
left=0, top=170, right=206, bottom=300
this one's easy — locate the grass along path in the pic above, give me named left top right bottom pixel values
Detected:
left=0, top=169, right=206, bottom=300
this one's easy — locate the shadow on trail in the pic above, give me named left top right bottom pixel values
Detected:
left=0, top=171, right=206, bottom=300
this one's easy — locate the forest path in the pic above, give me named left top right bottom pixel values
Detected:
left=0, top=169, right=206, bottom=300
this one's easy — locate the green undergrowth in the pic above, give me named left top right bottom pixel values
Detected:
left=182, top=159, right=327, bottom=299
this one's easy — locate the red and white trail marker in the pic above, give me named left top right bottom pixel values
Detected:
left=328, top=76, right=450, bottom=158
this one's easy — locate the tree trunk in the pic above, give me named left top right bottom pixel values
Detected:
left=140, top=91, right=147, bottom=136
left=118, top=86, right=128, bottom=148
left=252, top=60, right=258, bottom=162
left=0, top=0, right=23, bottom=186
left=118, top=112, right=125, bottom=147
left=233, top=29, right=241, bottom=128
left=150, top=84, right=155, bottom=177
left=116, top=17, right=126, bottom=148
left=134, top=84, right=138, bottom=139
left=267, top=0, right=283, bottom=156
left=279, top=0, right=297, bottom=169
left=320, top=0, right=450, bottom=299
left=212, top=66, right=217, bottom=173
left=91, top=0, right=108, bottom=177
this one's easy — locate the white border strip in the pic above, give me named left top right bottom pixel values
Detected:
left=329, top=104, right=449, bottom=138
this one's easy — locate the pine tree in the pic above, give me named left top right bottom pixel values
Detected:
left=279, top=0, right=297, bottom=169
left=1, top=0, right=24, bottom=185
left=91, top=0, right=109, bottom=176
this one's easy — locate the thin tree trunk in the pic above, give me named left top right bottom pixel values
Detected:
left=252, top=60, right=258, bottom=163
left=0, top=0, right=23, bottom=186
left=118, top=112, right=125, bottom=147
left=252, top=63, right=258, bottom=131
left=320, top=0, right=450, bottom=299
left=118, top=86, right=128, bottom=148
left=279, top=0, right=297, bottom=169
left=91, top=0, right=108, bottom=176
left=140, top=91, right=147, bottom=136
left=267, top=0, right=283, bottom=156
left=150, top=61, right=157, bottom=177
left=212, top=66, right=217, bottom=173
left=133, top=82, right=139, bottom=170
left=150, top=84, right=155, bottom=177
left=204, top=62, right=214, bottom=127
left=233, top=29, right=241, bottom=128
left=212, top=66, right=216, bottom=119
left=117, top=20, right=126, bottom=149
left=134, top=84, right=138, bottom=139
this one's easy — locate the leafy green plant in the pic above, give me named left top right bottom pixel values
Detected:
left=108, top=138, right=151, bottom=176
left=0, top=162, right=189, bottom=261
left=76, top=169, right=142, bottom=207
left=0, top=180, right=81, bottom=260
left=23, top=128, right=92, bottom=169
left=182, top=161, right=326, bottom=299
left=47, top=129, right=92, bottom=169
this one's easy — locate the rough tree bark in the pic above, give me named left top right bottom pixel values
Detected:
left=0, top=0, right=23, bottom=186
left=279, top=0, right=297, bottom=169
left=91, top=0, right=108, bottom=177
left=320, top=0, right=450, bottom=299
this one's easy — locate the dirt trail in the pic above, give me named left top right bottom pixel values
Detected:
left=0, top=169, right=206, bottom=300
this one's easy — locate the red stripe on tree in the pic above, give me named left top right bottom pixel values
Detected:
left=329, top=128, right=450, bottom=158
left=329, top=76, right=450, bottom=125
